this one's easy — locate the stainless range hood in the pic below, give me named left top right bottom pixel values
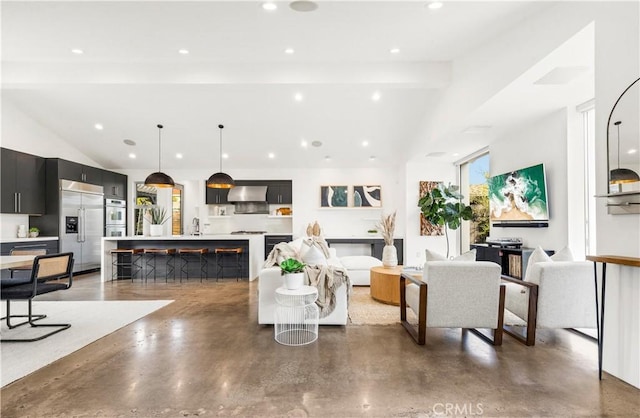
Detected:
left=227, top=186, right=269, bottom=214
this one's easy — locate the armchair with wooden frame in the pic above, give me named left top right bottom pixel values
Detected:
left=400, top=261, right=505, bottom=346
left=1, top=252, right=74, bottom=342
left=502, top=259, right=596, bottom=346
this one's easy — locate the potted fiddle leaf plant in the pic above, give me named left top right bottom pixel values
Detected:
left=418, top=183, right=473, bottom=258
left=279, top=258, right=306, bottom=290
left=148, top=206, right=170, bottom=237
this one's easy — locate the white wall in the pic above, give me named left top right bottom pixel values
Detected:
left=489, top=108, right=569, bottom=252
left=121, top=166, right=406, bottom=244
left=592, top=1, right=640, bottom=388
left=1, top=100, right=102, bottom=166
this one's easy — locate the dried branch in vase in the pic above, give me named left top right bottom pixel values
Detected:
left=378, top=211, right=396, bottom=245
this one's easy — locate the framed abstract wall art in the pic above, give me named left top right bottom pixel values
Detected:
left=353, top=185, right=381, bottom=207
left=320, top=185, right=348, bottom=208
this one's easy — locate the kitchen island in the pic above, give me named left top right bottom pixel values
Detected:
left=101, top=235, right=265, bottom=282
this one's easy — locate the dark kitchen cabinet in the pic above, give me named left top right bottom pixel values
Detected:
left=205, top=184, right=230, bottom=205
left=266, top=180, right=292, bottom=204
left=103, top=170, right=128, bottom=200
left=0, top=148, right=45, bottom=214
left=57, top=159, right=103, bottom=185
left=265, top=234, right=293, bottom=258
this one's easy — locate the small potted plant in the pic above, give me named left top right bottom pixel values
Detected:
left=367, top=228, right=378, bottom=236
left=148, top=206, right=170, bottom=237
left=28, top=227, right=39, bottom=238
left=279, top=258, right=306, bottom=290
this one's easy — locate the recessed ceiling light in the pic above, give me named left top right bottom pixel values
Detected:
left=222, top=153, right=229, bottom=159
left=301, top=140, right=308, bottom=148
left=178, top=49, right=189, bottom=55
left=294, top=92, right=304, bottom=102
left=128, top=153, right=136, bottom=159
left=123, top=139, right=136, bottom=146
left=311, top=140, right=322, bottom=147
left=369, top=156, right=376, bottom=161
left=284, top=48, right=295, bottom=55
left=290, top=1, right=318, bottom=12
left=427, top=2, right=443, bottom=10
left=176, top=153, right=183, bottom=159
left=371, top=92, right=381, bottom=102
left=94, top=123, right=103, bottom=130
left=262, top=2, right=277, bottom=11
left=390, top=48, right=400, bottom=54
left=452, top=153, right=460, bottom=157
left=268, top=152, right=275, bottom=159
left=362, top=140, right=369, bottom=147
left=324, top=156, right=331, bottom=161
left=425, top=151, right=446, bottom=158
left=628, top=149, right=638, bottom=155
left=71, top=49, right=84, bottom=55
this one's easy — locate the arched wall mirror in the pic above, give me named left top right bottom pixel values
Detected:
left=607, top=77, right=640, bottom=194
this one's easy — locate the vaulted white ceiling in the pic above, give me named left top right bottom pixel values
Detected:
left=2, top=1, right=592, bottom=171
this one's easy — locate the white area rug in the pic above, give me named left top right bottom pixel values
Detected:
left=349, top=286, right=403, bottom=325
left=1, top=300, right=172, bottom=387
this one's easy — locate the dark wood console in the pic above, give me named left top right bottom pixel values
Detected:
left=471, top=244, right=554, bottom=279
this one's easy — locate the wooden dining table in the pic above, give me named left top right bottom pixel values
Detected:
left=0, top=255, right=36, bottom=269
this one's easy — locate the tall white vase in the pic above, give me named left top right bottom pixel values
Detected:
left=382, top=245, right=398, bottom=267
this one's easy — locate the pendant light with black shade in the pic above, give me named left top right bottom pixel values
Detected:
left=610, top=120, right=640, bottom=184
left=144, top=124, right=175, bottom=188
left=207, top=124, right=235, bottom=189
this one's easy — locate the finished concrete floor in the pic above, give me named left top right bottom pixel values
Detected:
left=1, top=273, right=639, bottom=417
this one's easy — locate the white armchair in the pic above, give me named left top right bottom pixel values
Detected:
left=400, top=261, right=505, bottom=346
left=502, top=260, right=596, bottom=345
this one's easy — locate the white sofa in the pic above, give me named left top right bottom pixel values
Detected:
left=339, top=256, right=382, bottom=286
left=258, top=247, right=349, bottom=325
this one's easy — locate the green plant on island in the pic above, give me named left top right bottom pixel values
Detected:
left=148, top=206, right=170, bottom=225
left=418, top=183, right=473, bottom=258
left=29, top=227, right=39, bottom=233
left=279, top=258, right=306, bottom=276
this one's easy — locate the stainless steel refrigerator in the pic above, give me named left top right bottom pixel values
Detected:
left=59, top=180, right=104, bottom=273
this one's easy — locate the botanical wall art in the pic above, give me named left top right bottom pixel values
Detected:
left=419, top=181, right=444, bottom=236
left=353, top=185, right=382, bottom=207
left=320, top=185, right=348, bottom=208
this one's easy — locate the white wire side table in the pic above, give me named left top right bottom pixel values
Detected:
left=274, top=285, right=319, bottom=346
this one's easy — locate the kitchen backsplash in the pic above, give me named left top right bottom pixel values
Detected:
left=0, top=213, right=31, bottom=240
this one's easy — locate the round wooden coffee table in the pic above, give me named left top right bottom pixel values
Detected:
left=370, top=265, right=404, bottom=305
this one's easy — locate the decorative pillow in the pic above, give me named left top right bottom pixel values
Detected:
left=551, top=246, right=574, bottom=262
left=425, top=248, right=476, bottom=262
left=339, top=255, right=382, bottom=270
left=523, top=246, right=551, bottom=282
left=302, top=244, right=328, bottom=266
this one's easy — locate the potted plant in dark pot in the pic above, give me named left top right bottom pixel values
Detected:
left=279, top=258, right=306, bottom=290
left=148, top=206, right=170, bottom=237
left=418, top=183, right=473, bottom=258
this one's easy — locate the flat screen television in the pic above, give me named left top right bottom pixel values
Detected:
left=488, top=163, right=549, bottom=227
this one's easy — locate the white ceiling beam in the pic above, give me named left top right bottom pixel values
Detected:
left=2, top=61, right=451, bottom=88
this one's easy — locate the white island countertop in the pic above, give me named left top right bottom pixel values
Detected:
left=1, top=236, right=59, bottom=243
left=103, top=234, right=266, bottom=241
left=101, top=235, right=265, bottom=282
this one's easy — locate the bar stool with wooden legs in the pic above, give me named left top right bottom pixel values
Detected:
left=110, top=248, right=143, bottom=281
left=178, top=248, right=209, bottom=282
left=214, top=247, right=244, bottom=281
left=143, top=248, right=176, bottom=282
